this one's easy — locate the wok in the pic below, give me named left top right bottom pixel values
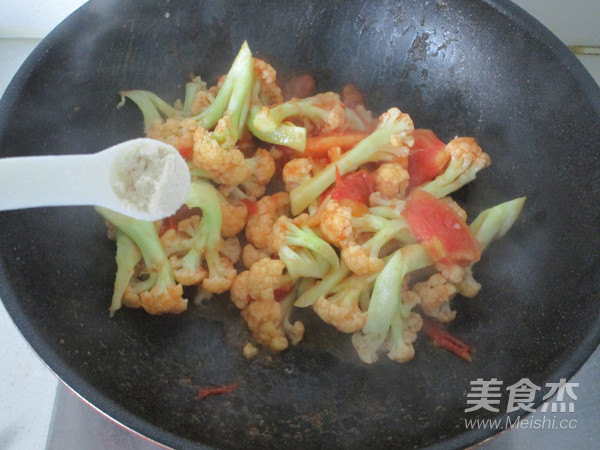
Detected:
left=1, top=0, right=599, bottom=448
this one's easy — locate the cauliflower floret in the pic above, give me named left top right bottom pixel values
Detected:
left=253, top=58, right=284, bottom=105
left=434, top=263, right=481, bottom=298
left=242, top=244, right=272, bottom=269
left=230, top=270, right=251, bottom=309
left=147, top=117, right=198, bottom=153
left=220, top=236, right=242, bottom=265
left=368, top=191, right=406, bottom=218
left=242, top=297, right=304, bottom=351
left=219, top=195, right=248, bottom=238
left=189, top=89, right=214, bottom=116
left=268, top=215, right=292, bottom=254
left=120, top=260, right=162, bottom=310
left=201, top=253, right=236, bottom=294
left=282, top=158, right=313, bottom=191
left=312, top=92, right=347, bottom=134
left=320, top=199, right=387, bottom=275
left=313, top=293, right=366, bottom=334
left=251, top=148, right=276, bottom=184
left=192, top=118, right=252, bottom=186
left=139, top=284, right=188, bottom=315
left=242, top=148, right=276, bottom=199
left=245, top=192, right=290, bottom=249
left=231, top=258, right=304, bottom=352
left=374, top=162, right=410, bottom=199
left=246, top=258, right=286, bottom=302
left=267, top=214, right=311, bottom=254
left=385, top=312, right=423, bottom=363
left=420, top=135, right=490, bottom=199
left=340, top=245, right=384, bottom=275
left=241, top=300, right=290, bottom=352
left=122, top=287, right=143, bottom=309
left=319, top=199, right=355, bottom=248
left=456, top=265, right=482, bottom=298
left=411, top=273, right=458, bottom=323
left=189, top=78, right=220, bottom=115
left=446, top=137, right=491, bottom=170
left=436, top=263, right=466, bottom=284
left=161, top=216, right=207, bottom=285
left=160, top=205, right=237, bottom=294
left=168, top=253, right=208, bottom=286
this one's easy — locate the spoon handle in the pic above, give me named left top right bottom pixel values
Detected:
left=0, top=153, right=111, bottom=211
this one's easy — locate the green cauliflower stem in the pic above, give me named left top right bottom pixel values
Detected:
left=351, top=196, right=526, bottom=363
left=289, top=107, right=414, bottom=215
left=350, top=196, right=414, bottom=241
left=341, top=218, right=410, bottom=275
left=312, top=270, right=379, bottom=333
left=294, top=261, right=352, bottom=308
left=118, top=41, right=253, bottom=140
left=246, top=78, right=307, bottom=151
left=277, top=222, right=340, bottom=279
left=163, top=180, right=237, bottom=294
left=252, top=93, right=340, bottom=133
left=193, top=41, right=254, bottom=141
left=351, top=244, right=433, bottom=364
left=118, top=89, right=181, bottom=132
left=469, top=197, right=526, bottom=251
left=96, top=206, right=187, bottom=315
left=420, top=137, right=491, bottom=198
left=182, top=77, right=208, bottom=116
left=109, top=230, right=142, bottom=317
left=352, top=214, right=416, bottom=245
left=279, top=246, right=331, bottom=280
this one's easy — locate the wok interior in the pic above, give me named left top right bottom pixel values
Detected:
left=0, top=0, right=599, bottom=448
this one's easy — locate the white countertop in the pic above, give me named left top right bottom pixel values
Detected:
left=0, top=1, right=598, bottom=449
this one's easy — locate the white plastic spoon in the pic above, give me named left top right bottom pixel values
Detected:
left=0, top=138, right=191, bottom=221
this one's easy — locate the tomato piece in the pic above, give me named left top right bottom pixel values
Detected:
left=408, top=129, right=450, bottom=190
left=330, top=167, right=376, bottom=206
left=241, top=198, right=258, bottom=216
left=341, top=83, right=365, bottom=109
left=274, top=283, right=294, bottom=302
left=402, top=190, right=481, bottom=266
left=304, top=133, right=369, bottom=159
left=157, top=205, right=198, bottom=235
left=178, top=144, right=194, bottom=161
left=281, top=73, right=316, bottom=101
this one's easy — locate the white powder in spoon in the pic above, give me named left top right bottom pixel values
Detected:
left=110, top=140, right=190, bottom=219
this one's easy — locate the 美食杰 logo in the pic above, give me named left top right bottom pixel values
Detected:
left=463, top=378, right=578, bottom=431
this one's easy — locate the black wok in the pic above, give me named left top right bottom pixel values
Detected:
left=0, top=0, right=599, bottom=448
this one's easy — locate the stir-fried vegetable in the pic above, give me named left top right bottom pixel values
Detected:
left=101, top=41, right=526, bottom=365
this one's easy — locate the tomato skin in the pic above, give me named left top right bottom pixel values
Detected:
left=408, top=129, right=450, bottom=190
left=304, top=133, right=369, bottom=159
left=273, top=284, right=294, bottom=302
left=241, top=198, right=258, bottom=216
left=330, top=168, right=376, bottom=206
left=178, top=144, right=194, bottom=161
left=157, top=205, right=199, bottom=235
left=402, top=190, right=481, bottom=266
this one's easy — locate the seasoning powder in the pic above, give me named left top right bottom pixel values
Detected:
left=110, top=141, right=189, bottom=217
